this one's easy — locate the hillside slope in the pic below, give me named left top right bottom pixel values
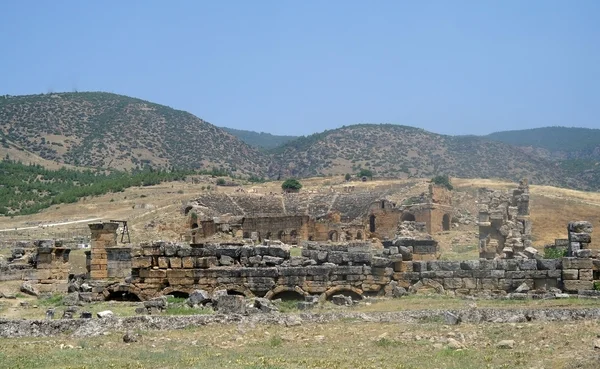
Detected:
left=0, top=92, right=271, bottom=175
left=269, top=124, right=579, bottom=189
left=221, top=127, right=298, bottom=150
left=486, top=127, right=600, bottom=161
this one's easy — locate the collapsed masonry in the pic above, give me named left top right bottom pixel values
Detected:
left=478, top=179, right=532, bottom=259
left=0, top=240, right=70, bottom=294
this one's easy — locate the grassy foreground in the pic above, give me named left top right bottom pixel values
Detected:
left=0, top=318, right=599, bottom=369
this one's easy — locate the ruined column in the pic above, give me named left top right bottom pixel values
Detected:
left=567, top=221, right=593, bottom=257
left=88, top=222, right=118, bottom=279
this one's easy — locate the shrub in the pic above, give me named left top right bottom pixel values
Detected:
left=431, top=175, right=453, bottom=190
left=281, top=179, right=302, bottom=192
left=544, top=247, right=567, bottom=259
left=216, top=178, right=226, bottom=186
left=344, top=173, right=351, bottom=181
left=358, top=168, right=373, bottom=178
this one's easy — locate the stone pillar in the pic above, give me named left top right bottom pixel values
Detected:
left=567, top=221, right=593, bottom=257
left=88, top=222, right=118, bottom=279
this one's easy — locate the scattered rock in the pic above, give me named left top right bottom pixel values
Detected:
left=594, top=339, right=600, bottom=350
left=444, top=311, right=461, bottom=325
left=496, top=340, right=515, bottom=349
left=97, top=310, right=114, bottom=319
left=254, top=298, right=278, bottom=313
left=123, top=331, right=139, bottom=343
left=45, top=308, right=55, bottom=320
left=331, top=294, right=353, bottom=306
left=79, top=311, right=93, bottom=319
left=62, top=306, right=78, bottom=319
left=20, top=282, right=39, bottom=297
left=215, top=295, right=246, bottom=314
left=447, top=337, right=463, bottom=350
left=186, top=289, right=211, bottom=307
left=515, top=283, right=530, bottom=293
left=63, top=292, right=79, bottom=306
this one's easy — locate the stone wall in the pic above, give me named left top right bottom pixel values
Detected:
left=478, top=179, right=532, bottom=259
left=88, top=222, right=119, bottom=279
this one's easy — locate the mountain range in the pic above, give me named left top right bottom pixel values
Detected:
left=1, top=92, right=598, bottom=190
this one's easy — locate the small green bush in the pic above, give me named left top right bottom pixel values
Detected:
left=281, top=179, right=302, bottom=191
left=431, top=175, right=453, bottom=190
left=544, top=247, right=567, bottom=259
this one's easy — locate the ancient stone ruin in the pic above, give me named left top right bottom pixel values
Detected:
left=183, top=183, right=453, bottom=244
left=478, top=179, right=532, bottom=259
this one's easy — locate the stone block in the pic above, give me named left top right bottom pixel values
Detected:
left=196, top=257, right=217, bottom=269
left=453, top=270, right=474, bottom=278
left=563, top=269, right=579, bottom=280
left=562, top=257, right=593, bottom=270
left=460, top=260, right=480, bottom=270
left=371, top=257, right=392, bottom=268
left=570, top=233, right=592, bottom=243
left=579, top=269, right=593, bottom=281
left=463, top=278, right=477, bottom=289
left=412, top=261, right=427, bottom=272
left=181, top=257, right=194, bottom=269
left=479, top=259, right=495, bottom=270
left=518, top=259, right=537, bottom=270
left=563, top=279, right=593, bottom=292
left=568, top=221, right=593, bottom=233
left=132, top=257, right=152, bottom=269
left=169, top=257, right=182, bottom=269
left=443, top=278, right=464, bottom=289
left=537, top=259, right=560, bottom=270
left=215, top=295, right=246, bottom=314
left=490, top=269, right=505, bottom=278
left=480, top=278, right=499, bottom=290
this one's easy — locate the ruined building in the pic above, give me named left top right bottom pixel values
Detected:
left=478, top=179, right=532, bottom=259
left=183, top=184, right=454, bottom=244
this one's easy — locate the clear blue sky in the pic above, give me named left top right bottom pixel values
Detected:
left=1, top=1, right=598, bottom=136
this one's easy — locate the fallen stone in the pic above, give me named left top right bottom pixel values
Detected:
left=219, top=255, right=234, bottom=266
left=20, top=282, right=39, bottom=297
left=144, top=296, right=168, bottom=310
left=254, top=298, right=278, bottom=313
left=515, top=283, right=530, bottom=293
left=594, top=339, right=600, bottom=350
left=444, top=311, right=461, bottom=325
left=123, top=331, right=139, bottom=343
left=63, top=292, right=79, bottom=306
left=186, top=289, right=211, bottom=307
left=496, top=340, right=515, bottom=349
left=447, top=337, right=463, bottom=350
left=331, top=294, right=353, bottom=306
left=97, top=310, right=114, bottom=319
left=62, top=306, right=78, bottom=319
left=215, top=295, right=246, bottom=314
left=46, top=308, right=55, bottom=320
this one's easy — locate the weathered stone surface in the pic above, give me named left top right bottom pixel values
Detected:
left=331, top=294, right=353, bottom=306
left=123, top=331, right=139, bottom=343
left=562, top=269, right=579, bottom=280
left=215, top=295, right=246, bottom=314
left=496, top=340, right=515, bottom=349
left=186, top=289, right=211, bottom=307
left=20, top=282, right=39, bottom=297
left=563, top=280, right=593, bottom=292
left=562, top=258, right=593, bottom=269
left=444, top=311, right=461, bottom=325
left=568, top=221, right=593, bottom=233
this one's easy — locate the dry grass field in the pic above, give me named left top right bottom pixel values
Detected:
left=1, top=176, right=598, bottom=257
left=1, top=295, right=600, bottom=368
left=0, top=315, right=598, bottom=368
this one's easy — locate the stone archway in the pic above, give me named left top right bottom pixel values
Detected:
left=369, top=215, right=376, bottom=232
left=264, top=286, right=308, bottom=301
left=401, top=213, right=416, bottom=222
left=320, top=285, right=364, bottom=303
left=328, top=230, right=339, bottom=242
left=442, top=214, right=451, bottom=231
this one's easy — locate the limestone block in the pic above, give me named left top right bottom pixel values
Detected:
left=578, top=269, right=593, bottom=281
left=536, top=259, right=561, bottom=270
left=490, top=270, right=505, bottom=278
left=562, top=269, right=579, bottom=280
left=563, top=280, right=593, bottom=292
left=196, top=257, right=217, bottom=269
left=412, top=261, right=427, bottom=272
left=568, top=221, right=593, bottom=233
left=372, top=257, right=392, bottom=268
left=518, top=259, right=537, bottom=270
left=463, top=278, right=477, bottom=289
left=453, top=270, right=473, bottom=278
left=460, top=260, right=480, bottom=270
left=132, top=257, right=152, bottom=269
left=570, top=233, right=592, bottom=243
left=443, top=278, right=464, bottom=289
left=562, top=257, right=593, bottom=269
left=181, top=257, right=194, bottom=269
